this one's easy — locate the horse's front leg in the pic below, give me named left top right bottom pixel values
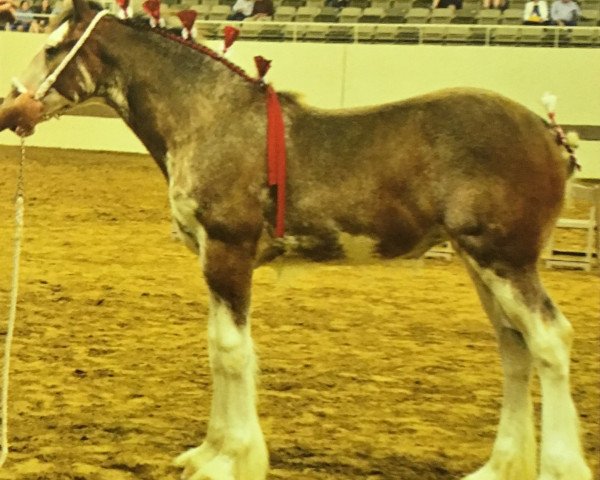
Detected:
left=175, top=233, right=268, bottom=480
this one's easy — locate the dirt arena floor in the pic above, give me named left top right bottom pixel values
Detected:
left=0, top=145, right=598, bottom=480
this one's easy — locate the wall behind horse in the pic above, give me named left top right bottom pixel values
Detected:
left=1, top=33, right=599, bottom=177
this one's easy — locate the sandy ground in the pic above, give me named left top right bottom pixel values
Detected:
left=0, top=146, right=598, bottom=480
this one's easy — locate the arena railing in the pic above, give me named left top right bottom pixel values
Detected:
left=192, top=21, right=600, bottom=47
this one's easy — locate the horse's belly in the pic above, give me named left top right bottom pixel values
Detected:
left=258, top=230, right=447, bottom=267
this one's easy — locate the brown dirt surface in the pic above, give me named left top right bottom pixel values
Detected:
left=0, top=145, right=598, bottom=480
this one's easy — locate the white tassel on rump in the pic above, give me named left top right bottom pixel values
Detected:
left=541, top=92, right=557, bottom=115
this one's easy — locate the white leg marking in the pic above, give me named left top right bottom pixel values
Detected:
left=175, top=268, right=267, bottom=480
left=463, top=263, right=537, bottom=480
left=466, top=261, right=591, bottom=480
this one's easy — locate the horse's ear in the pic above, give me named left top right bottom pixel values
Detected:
left=71, top=0, right=92, bottom=21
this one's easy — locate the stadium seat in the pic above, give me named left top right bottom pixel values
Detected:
left=360, top=6, right=385, bottom=21
left=476, top=8, right=501, bottom=23
left=452, top=7, right=477, bottom=23
left=381, top=6, right=408, bottom=22
left=339, top=6, right=363, bottom=22
left=445, top=24, right=472, bottom=42
left=208, top=4, right=231, bottom=19
left=501, top=8, right=523, bottom=24
left=284, top=23, right=309, bottom=39
left=430, top=8, right=454, bottom=23
left=404, top=7, right=431, bottom=22
left=349, top=0, right=370, bottom=7
left=397, top=25, right=420, bottom=41
left=303, top=23, right=329, bottom=40
left=394, top=0, right=412, bottom=10
left=190, top=3, right=211, bottom=18
left=492, top=25, right=521, bottom=43
left=569, top=26, right=598, bottom=45
left=314, top=6, right=339, bottom=21
left=579, top=9, right=599, bottom=26
left=356, top=24, right=377, bottom=40
left=282, top=0, right=306, bottom=7
left=370, top=0, right=392, bottom=8
left=258, top=24, right=286, bottom=40
left=305, top=0, right=325, bottom=7
left=326, top=24, right=355, bottom=41
left=295, top=5, right=321, bottom=20
left=422, top=25, right=448, bottom=41
left=274, top=5, right=297, bottom=20
left=239, top=22, right=261, bottom=38
left=519, top=25, right=544, bottom=44
left=372, top=23, right=401, bottom=41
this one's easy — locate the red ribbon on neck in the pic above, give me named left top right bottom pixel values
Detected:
left=266, top=86, right=286, bottom=237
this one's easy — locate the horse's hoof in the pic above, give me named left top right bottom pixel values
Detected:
left=175, top=439, right=268, bottom=480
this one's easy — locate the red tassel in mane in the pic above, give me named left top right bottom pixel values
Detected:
left=116, top=0, right=129, bottom=8
left=254, top=56, right=271, bottom=81
left=142, top=0, right=161, bottom=20
left=177, top=9, right=197, bottom=31
left=223, top=26, right=239, bottom=53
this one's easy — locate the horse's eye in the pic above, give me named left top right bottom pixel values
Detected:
left=45, top=46, right=59, bottom=58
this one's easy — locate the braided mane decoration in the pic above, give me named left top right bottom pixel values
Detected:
left=130, top=19, right=264, bottom=87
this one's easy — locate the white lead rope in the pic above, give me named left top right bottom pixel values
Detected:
left=1, top=10, right=110, bottom=468
left=0, top=138, right=26, bottom=469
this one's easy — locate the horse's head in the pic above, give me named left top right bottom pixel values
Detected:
left=1, top=0, right=110, bottom=133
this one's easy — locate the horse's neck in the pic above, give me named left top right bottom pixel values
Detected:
left=98, top=29, right=249, bottom=167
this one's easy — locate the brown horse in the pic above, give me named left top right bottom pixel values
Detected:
left=0, top=2, right=592, bottom=479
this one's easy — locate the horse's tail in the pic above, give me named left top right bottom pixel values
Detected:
left=541, top=92, right=581, bottom=177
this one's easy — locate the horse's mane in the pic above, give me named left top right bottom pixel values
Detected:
left=48, top=3, right=304, bottom=105
left=124, top=15, right=261, bottom=86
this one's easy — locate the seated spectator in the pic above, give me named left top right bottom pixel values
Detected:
left=227, top=0, right=254, bottom=20
left=550, top=0, right=580, bottom=25
left=432, top=0, right=462, bottom=12
left=482, top=0, right=505, bottom=9
left=0, top=0, right=16, bottom=27
left=523, top=0, right=549, bottom=23
left=12, top=0, right=34, bottom=31
left=32, top=0, right=52, bottom=30
left=250, top=0, right=274, bottom=18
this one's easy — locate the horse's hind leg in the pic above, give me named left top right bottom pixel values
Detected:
left=462, top=256, right=591, bottom=480
left=462, top=262, right=536, bottom=480
left=175, top=232, right=268, bottom=480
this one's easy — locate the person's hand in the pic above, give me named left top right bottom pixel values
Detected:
left=12, top=92, right=44, bottom=137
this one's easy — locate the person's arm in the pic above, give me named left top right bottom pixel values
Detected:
left=0, top=92, right=43, bottom=136
left=523, top=2, right=532, bottom=20
left=541, top=1, right=549, bottom=20
left=231, top=0, right=244, bottom=12
left=550, top=1, right=559, bottom=20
